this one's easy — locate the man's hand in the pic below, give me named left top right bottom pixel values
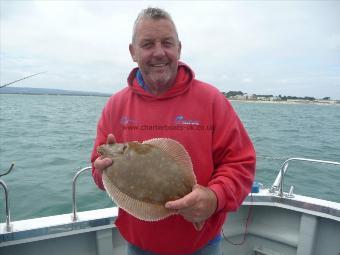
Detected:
left=93, top=134, right=116, bottom=172
left=165, top=184, right=217, bottom=231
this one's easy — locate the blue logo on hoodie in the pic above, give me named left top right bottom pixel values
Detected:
left=175, top=115, right=200, bottom=125
left=120, top=116, right=138, bottom=125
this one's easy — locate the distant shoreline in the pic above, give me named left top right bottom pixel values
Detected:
left=229, top=99, right=340, bottom=106
left=1, top=87, right=339, bottom=105
left=0, top=87, right=112, bottom=97
left=0, top=92, right=111, bottom=98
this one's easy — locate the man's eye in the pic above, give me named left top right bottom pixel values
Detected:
left=141, top=43, right=152, bottom=48
left=163, top=42, right=174, bottom=47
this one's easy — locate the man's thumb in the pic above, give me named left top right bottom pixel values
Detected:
left=107, top=134, right=116, bottom=144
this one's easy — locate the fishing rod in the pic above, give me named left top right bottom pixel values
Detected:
left=0, top=72, right=46, bottom=89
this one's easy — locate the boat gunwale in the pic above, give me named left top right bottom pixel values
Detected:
left=1, top=189, right=340, bottom=246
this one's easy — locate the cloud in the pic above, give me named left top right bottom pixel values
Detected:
left=1, top=1, right=340, bottom=98
left=242, top=78, right=253, bottom=84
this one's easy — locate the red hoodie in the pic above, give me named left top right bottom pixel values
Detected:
left=91, top=62, right=256, bottom=254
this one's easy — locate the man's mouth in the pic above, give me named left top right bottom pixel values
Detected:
left=151, top=63, right=168, bottom=67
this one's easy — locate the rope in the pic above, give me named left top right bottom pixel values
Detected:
left=222, top=193, right=254, bottom=246
left=221, top=155, right=289, bottom=246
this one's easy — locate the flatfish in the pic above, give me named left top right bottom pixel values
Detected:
left=97, top=138, right=196, bottom=221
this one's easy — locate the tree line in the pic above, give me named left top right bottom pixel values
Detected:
left=222, top=91, right=331, bottom=101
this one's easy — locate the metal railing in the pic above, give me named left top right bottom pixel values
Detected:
left=0, top=163, right=15, bottom=232
left=270, top=158, right=340, bottom=198
left=71, top=166, right=92, bottom=221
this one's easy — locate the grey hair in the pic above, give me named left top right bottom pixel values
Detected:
left=132, top=7, right=179, bottom=43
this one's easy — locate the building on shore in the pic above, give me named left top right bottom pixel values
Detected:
left=223, top=91, right=340, bottom=104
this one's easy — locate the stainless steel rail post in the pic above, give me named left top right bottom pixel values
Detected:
left=0, top=163, right=15, bottom=232
left=270, top=158, right=340, bottom=198
left=71, top=166, right=92, bottom=221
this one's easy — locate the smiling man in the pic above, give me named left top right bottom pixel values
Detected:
left=91, top=7, right=256, bottom=255
left=129, top=10, right=181, bottom=95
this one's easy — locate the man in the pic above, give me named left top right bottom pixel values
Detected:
left=91, top=7, right=256, bottom=255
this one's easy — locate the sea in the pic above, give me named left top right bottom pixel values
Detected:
left=0, top=94, right=339, bottom=223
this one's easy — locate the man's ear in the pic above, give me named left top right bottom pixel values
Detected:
left=177, top=41, right=182, bottom=60
left=129, top=44, right=137, bottom=62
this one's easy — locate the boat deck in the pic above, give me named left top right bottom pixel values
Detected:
left=1, top=189, right=340, bottom=255
left=2, top=158, right=340, bottom=254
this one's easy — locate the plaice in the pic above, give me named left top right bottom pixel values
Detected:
left=97, top=138, right=196, bottom=221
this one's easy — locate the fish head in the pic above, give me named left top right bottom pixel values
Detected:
left=97, top=141, right=152, bottom=160
left=97, top=142, right=127, bottom=159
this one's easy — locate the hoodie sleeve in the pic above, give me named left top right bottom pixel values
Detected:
left=91, top=99, right=113, bottom=191
left=208, top=94, right=256, bottom=213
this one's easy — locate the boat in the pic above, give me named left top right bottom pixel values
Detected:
left=1, top=157, right=340, bottom=255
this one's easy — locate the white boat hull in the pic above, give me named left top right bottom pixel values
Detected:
left=1, top=189, right=339, bottom=255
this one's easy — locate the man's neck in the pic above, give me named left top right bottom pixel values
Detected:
left=139, top=72, right=177, bottom=96
left=146, top=80, right=175, bottom=95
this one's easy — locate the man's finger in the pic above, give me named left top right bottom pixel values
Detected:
left=107, top=134, right=116, bottom=144
left=94, top=157, right=113, bottom=170
left=165, top=191, right=197, bottom=210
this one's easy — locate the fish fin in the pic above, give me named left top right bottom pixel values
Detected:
left=103, top=171, right=176, bottom=221
left=143, top=138, right=197, bottom=185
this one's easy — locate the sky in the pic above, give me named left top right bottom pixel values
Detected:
left=1, top=1, right=340, bottom=99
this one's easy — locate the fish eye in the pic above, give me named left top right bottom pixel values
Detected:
left=122, top=144, right=128, bottom=152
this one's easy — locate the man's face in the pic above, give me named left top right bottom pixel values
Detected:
left=129, top=18, right=181, bottom=92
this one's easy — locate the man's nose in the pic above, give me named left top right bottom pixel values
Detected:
left=153, top=43, right=166, bottom=57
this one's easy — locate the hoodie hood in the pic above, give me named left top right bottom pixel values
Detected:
left=127, top=61, right=195, bottom=100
